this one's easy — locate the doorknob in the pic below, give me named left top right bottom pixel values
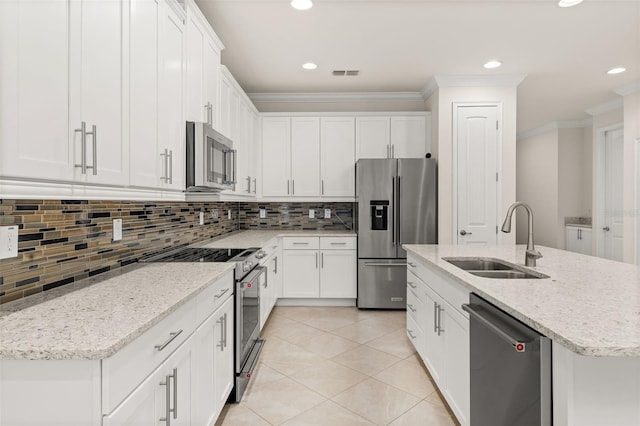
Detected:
left=460, top=230, right=472, bottom=236
left=602, top=226, right=610, bottom=232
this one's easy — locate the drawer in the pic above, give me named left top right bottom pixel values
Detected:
left=196, top=269, right=234, bottom=326
left=320, top=236, right=356, bottom=250
left=406, top=314, right=423, bottom=353
left=283, top=236, right=319, bottom=250
left=262, top=237, right=280, bottom=257
left=406, top=284, right=424, bottom=326
left=419, top=262, right=469, bottom=318
left=407, top=270, right=426, bottom=303
left=102, top=297, right=197, bottom=414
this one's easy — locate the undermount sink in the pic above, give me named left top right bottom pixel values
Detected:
left=443, top=257, right=548, bottom=279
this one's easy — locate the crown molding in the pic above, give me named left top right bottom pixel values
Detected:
left=614, top=80, right=640, bottom=96
left=584, top=98, right=623, bottom=116
left=433, top=74, right=527, bottom=88
left=247, top=92, right=425, bottom=103
left=517, top=119, right=592, bottom=141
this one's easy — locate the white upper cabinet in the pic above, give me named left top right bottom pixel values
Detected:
left=204, top=39, right=221, bottom=129
left=321, top=117, right=355, bottom=197
left=1, top=0, right=127, bottom=185
left=262, top=117, right=291, bottom=197
left=390, top=116, right=428, bottom=158
left=355, top=114, right=430, bottom=160
left=219, top=73, right=232, bottom=138
left=291, top=117, right=321, bottom=197
left=356, top=116, right=391, bottom=159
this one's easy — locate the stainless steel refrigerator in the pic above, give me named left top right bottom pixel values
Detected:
left=356, top=158, right=437, bottom=309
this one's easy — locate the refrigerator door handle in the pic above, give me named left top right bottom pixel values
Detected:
left=396, top=176, right=401, bottom=245
left=391, top=176, right=396, bottom=246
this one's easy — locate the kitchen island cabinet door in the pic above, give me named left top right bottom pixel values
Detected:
left=442, top=304, right=470, bottom=426
left=213, top=296, right=235, bottom=413
left=319, top=249, right=357, bottom=298
left=283, top=250, right=320, bottom=297
left=423, top=285, right=444, bottom=384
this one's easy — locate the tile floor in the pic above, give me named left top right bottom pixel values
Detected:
left=216, top=306, right=458, bottom=426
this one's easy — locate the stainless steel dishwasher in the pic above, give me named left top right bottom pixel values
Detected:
left=462, top=294, right=551, bottom=426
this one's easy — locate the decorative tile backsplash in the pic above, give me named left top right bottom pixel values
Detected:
left=0, top=199, right=354, bottom=304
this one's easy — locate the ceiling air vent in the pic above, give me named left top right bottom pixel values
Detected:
left=332, top=70, right=360, bottom=76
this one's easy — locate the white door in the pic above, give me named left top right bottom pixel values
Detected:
left=319, top=250, right=356, bottom=298
left=282, top=250, right=320, bottom=297
left=0, top=0, right=75, bottom=181
left=456, top=106, right=499, bottom=245
left=262, top=117, right=291, bottom=196
left=321, top=117, right=356, bottom=197
left=356, top=116, right=390, bottom=159
left=129, top=0, right=160, bottom=189
left=291, top=117, right=321, bottom=196
left=602, top=128, right=624, bottom=261
left=390, top=116, right=426, bottom=158
left=76, top=0, right=127, bottom=186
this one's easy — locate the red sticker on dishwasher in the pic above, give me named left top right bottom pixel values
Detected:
left=247, top=283, right=252, bottom=288
left=515, top=343, right=525, bottom=352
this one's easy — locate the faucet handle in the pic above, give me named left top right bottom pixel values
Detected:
left=526, top=248, right=543, bottom=260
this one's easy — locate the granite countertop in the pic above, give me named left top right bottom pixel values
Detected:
left=403, top=244, right=640, bottom=357
left=195, top=229, right=356, bottom=249
left=0, top=262, right=235, bottom=360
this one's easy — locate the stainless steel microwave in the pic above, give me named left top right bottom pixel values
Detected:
left=186, top=121, right=236, bottom=191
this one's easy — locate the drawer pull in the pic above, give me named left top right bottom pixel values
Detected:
left=214, top=288, right=230, bottom=299
left=408, top=262, right=417, bottom=268
left=407, top=304, right=416, bottom=313
left=293, top=242, right=309, bottom=245
left=407, top=330, right=416, bottom=339
left=330, top=242, right=347, bottom=245
left=407, top=281, right=417, bottom=289
left=154, top=330, right=183, bottom=352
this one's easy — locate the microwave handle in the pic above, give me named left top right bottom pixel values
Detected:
left=226, top=149, right=237, bottom=185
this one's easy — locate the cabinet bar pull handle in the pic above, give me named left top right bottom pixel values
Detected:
left=217, top=316, right=224, bottom=350
left=253, top=178, right=257, bottom=194
left=330, top=242, right=347, bottom=245
left=154, top=329, right=183, bottom=351
left=274, top=256, right=278, bottom=274
left=74, top=121, right=87, bottom=174
left=407, top=329, right=416, bottom=339
left=315, top=252, right=318, bottom=268
left=167, top=149, right=173, bottom=184
left=214, top=288, right=230, bottom=299
left=292, top=179, right=295, bottom=195
left=90, top=125, right=97, bottom=175
left=322, top=179, right=324, bottom=195
left=434, top=302, right=438, bottom=333
left=407, top=304, right=416, bottom=312
left=160, top=149, right=168, bottom=182
left=160, top=374, right=171, bottom=425
left=437, top=305, right=444, bottom=335
left=391, top=144, right=395, bottom=158
left=172, top=368, right=178, bottom=419
left=321, top=252, right=324, bottom=268
left=408, top=262, right=416, bottom=268
left=387, top=144, right=390, bottom=158
left=293, top=242, right=308, bottom=245
left=247, top=176, right=251, bottom=193
left=287, top=179, right=290, bottom=195
left=407, top=281, right=416, bottom=289
left=223, top=312, right=228, bottom=348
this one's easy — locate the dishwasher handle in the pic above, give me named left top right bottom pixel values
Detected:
left=462, top=303, right=528, bottom=352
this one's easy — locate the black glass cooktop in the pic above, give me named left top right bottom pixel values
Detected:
left=142, top=247, right=246, bottom=263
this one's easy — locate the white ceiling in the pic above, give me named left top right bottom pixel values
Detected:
left=196, top=0, right=640, bottom=134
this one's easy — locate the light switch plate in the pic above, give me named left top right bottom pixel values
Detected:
left=112, top=219, right=123, bottom=242
left=324, top=209, right=331, bottom=219
left=309, top=209, right=315, bottom=219
left=199, top=211, right=205, bottom=225
left=260, top=208, right=266, bottom=219
left=0, top=225, right=19, bottom=259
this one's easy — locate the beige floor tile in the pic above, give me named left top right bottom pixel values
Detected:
left=373, top=357, right=436, bottom=399
left=261, top=338, right=327, bottom=376
left=276, top=306, right=335, bottom=322
left=289, top=359, right=368, bottom=398
left=357, top=316, right=406, bottom=334
left=243, top=361, right=286, bottom=398
left=242, top=376, right=325, bottom=425
left=331, top=378, right=421, bottom=425
left=215, top=403, right=270, bottom=426
left=298, top=315, right=359, bottom=332
left=331, top=345, right=402, bottom=376
left=295, top=331, right=360, bottom=358
left=331, top=321, right=391, bottom=344
left=282, top=400, right=374, bottom=426
left=269, top=320, right=327, bottom=346
left=389, top=400, right=456, bottom=426
left=365, top=328, right=416, bottom=359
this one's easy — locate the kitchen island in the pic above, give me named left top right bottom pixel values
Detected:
left=404, top=244, right=640, bottom=426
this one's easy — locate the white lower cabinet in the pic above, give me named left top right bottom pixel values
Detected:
left=565, top=225, right=592, bottom=255
left=261, top=247, right=281, bottom=329
left=282, top=236, right=356, bottom=300
left=407, top=255, right=470, bottom=426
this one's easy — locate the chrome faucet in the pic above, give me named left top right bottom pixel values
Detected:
left=501, top=202, right=542, bottom=267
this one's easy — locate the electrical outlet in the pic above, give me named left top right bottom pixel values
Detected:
left=308, top=209, right=315, bottom=219
left=211, top=209, right=219, bottom=220
left=199, top=211, right=205, bottom=225
left=324, top=208, right=331, bottom=219
left=0, top=225, right=19, bottom=259
left=112, top=219, right=123, bottom=242
left=260, top=208, right=266, bottom=219
left=228, top=210, right=232, bottom=220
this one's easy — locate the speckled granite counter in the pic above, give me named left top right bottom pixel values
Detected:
left=0, top=262, right=234, bottom=360
left=403, top=244, right=640, bottom=357
left=195, top=229, right=356, bottom=249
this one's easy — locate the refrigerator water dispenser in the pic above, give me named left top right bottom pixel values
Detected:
left=370, top=201, right=389, bottom=230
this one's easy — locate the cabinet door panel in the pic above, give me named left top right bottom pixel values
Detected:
left=321, top=117, right=355, bottom=197
left=213, top=297, right=234, bottom=412
left=80, top=0, right=127, bottom=185
left=390, top=116, right=426, bottom=158
left=262, top=117, right=291, bottom=196
left=356, top=116, right=390, bottom=159
left=219, top=74, right=232, bottom=138
left=423, top=287, right=443, bottom=384
left=291, top=117, right=320, bottom=196
left=283, top=250, right=320, bottom=297
left=442, top=307, right=470, bottom=426
left=0, top=1, right=74, bottom=180
left=320, top=250, right=356, bottom=298
left=185, top=13, right=205, bottom=122
left=191, top=314, right=217, bottom=426
left=204, top=40, right=221, bottom=128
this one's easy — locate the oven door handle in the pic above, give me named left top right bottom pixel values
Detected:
left=240, top=265, right=268, bottom=290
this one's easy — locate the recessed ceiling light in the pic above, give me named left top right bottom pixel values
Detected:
left=302, top=62, right=317, bottom=70
left=558, top=0, right=584, bottom=7
left=291, top=0, right=312, bottom=10
left=607, top=67, right=626, bottom=75
left=484, top=60, right=502, bottom=69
